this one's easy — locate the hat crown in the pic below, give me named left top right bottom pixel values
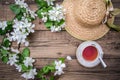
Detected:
left=74, top=0, right=106, bottom=27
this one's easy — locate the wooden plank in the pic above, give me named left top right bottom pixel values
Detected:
left=0, top=71, right=120, bottom=80
left=0, top=5, right=6, bottom=21
left=34, top=58, right=120, bottom=72
left=0, top=59, right=120, bottom=74
left=0, top=60, right=24, bottom=80
left=10, top=30, right=120, bottom=58
left=0, top=58, right=120, bottom=80
left=58, top=72, right=120, bottom=80
left=15, top=31, right=120, bottom=58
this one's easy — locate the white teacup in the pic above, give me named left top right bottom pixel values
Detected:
left=76, top=41, right=107, bottom=68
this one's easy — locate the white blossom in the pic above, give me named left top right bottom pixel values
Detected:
left=41, top=12, right=48, bottom=22
left=11, top=47, right=20, bottom=54
left=44, top=0, right=55, bottom=6
left=55, top=60, right=66, bottom=71
left=50, top=26, right=62, bottom=32
left=7, top=54, right=18, bottom=66
left=42, top=16, right=48, bottom=22
left=7, top=18, right=35, bottom=46
left=48, top=4, right=65, bottom=22
left=47, top=4, right=65, bottom=32
left=15, top=0, right=28, bottom=8
left=50, top=26, right=56, bottom=32
left=51, top=26, right=59, bottom=32
left=0, top=21, right=7, bottom=30
left=54, top=60, right=66, bottom=76
left=23, top=57, right=35, bottom=67
left=25, top=41, right=29, bottom=47
left=40, top=4, right=65, bottom=32
left=15, top=64, right=22, bottom=72
left=28, top=9, right=37, bottom=19
left=66, top=56, right=72, bottom=61
left=21, top=68, right=37, bottom=79
left=26, top=23, right=35, bottom=33
left=54, top=70, right=64, bottom=76
left=50, top=23, right=65, bottom=32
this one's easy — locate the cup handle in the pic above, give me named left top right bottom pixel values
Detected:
left=99, top=57, right=107, bottom=68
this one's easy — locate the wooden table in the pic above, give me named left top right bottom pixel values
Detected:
left=0, top=0, right=120, bottom=80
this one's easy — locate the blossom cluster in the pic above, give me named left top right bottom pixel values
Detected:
left=6, top=47, right=68, bottom=79
left=7, top=18, right=35, bottom=46
left=49, top=4, right=66, bottom=32
left=21, top=57, right=37, bottom=79
left=54, top=56, right=72, bottom=76
left=48, top=4, right=65, bottom=22
left=37, top=0, right=66, bottom=32
left=15, top=0, right=28, bottom=8
left=7, top=48, right=37, bottom=79
left=15, top=0, right=37, bottom=19
left=7, top=0, right=37, bottom=46
left=0, top=21, right=7, bottom=30
left=54, top=60, right=66, bottom=76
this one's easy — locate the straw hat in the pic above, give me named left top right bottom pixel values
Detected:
left=63, top=0, right=110, bottom=40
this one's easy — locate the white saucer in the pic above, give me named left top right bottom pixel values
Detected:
left=76, top=41, right=103, bottom=68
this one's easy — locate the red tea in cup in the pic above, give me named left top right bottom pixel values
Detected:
left=82, top=46, right=98, bottom=61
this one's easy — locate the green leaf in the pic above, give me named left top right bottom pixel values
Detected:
left=2, top=38, right=11, bottom=48
left=2, top=56, right=8, bottom=63
left=59, top=58, right=65, bottom=63
left=36, top=8, right=48, bottom=18
left=50, top=76, right=54, bottom=80
left=17, top=54, right=24, bottom=63
left=21, top=64, right=28, bottom=72
left=36, top=70, right=43, bottom=78
left=7, top=21, right=13, bottom=26
left=16, top=13, right=23, bottom=20
left=57, top=19, right=65, bottom=26
left=21, top=8, right=26, bottom=13
left=1, top=49, right=8, bottom=56
left=41, top=76, right=47, bottom=80
left=26, top=16, right=34, bottom=22
left=42, top=66, right=49, bottom=74
left=10, top=4, right=21, bottom=15
left=6, top=21, right=13, bottom=31
left=0, top=21, right=13, bottom=35
left=35, top=0, right=47, bottom=8
left=40, top=65, right=55, bottom=75
left=44, top=21, right=53, bottom=29
left=48, top=66, right=55, bottom=72
left=0, top=29, right=6, bottom=35
left=36, top=9, right=43, bottom=18
left=22, top=47, right=30, bottom=57
left=36, top=66, right=55, bottom=79
left=48, top=6, right=53, bottom=10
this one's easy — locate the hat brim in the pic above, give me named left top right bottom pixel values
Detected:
left=63, top=0, right=110, bottom=40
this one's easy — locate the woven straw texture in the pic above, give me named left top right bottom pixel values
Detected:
left=63, top=0, right=110, bottom=40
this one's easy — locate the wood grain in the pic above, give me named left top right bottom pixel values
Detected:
left=0, top=0, right=120, bottom=80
